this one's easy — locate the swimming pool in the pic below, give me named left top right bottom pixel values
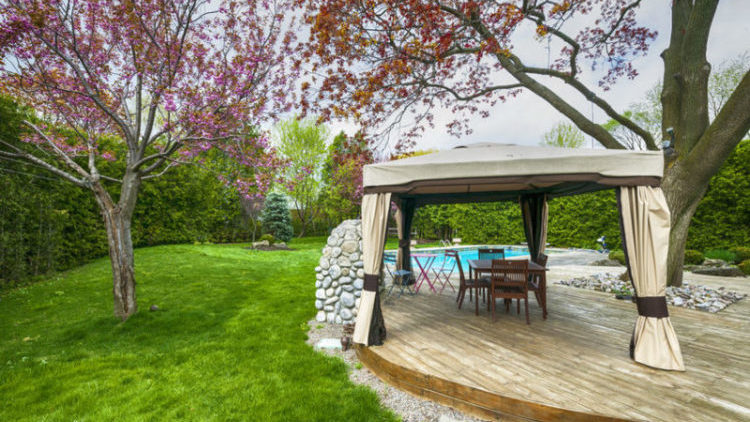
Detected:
left=387, top=246, right=531, bottom=270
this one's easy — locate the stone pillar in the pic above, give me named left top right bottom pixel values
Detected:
left=314, top=219, right=365, bottom=324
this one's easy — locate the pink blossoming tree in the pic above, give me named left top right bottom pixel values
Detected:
left=0, top=0, right=299, bottom=319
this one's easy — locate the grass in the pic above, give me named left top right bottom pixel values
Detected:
left=704, top=248, right=737, bottom=263
left=0, top=237, right=397, bottom=422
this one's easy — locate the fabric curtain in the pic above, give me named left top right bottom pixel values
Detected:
left=520, top=194, right=548, bottom=263
left=396, top=198, right=416, bottom=273
left=618, top=186, right=684, bottom=371
left=353, top=192, right=392, bottom=346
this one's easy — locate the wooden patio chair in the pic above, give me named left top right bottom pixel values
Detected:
left=490, top=259, right=530, bottom=324
left=528, top=253, right=548, bottom=319
left=451, top=250, right=490, bottom=316
left=478, top=248, right=505, bottom=260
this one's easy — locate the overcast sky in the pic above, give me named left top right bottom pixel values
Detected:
left=324, top=0, right=750, bottom=152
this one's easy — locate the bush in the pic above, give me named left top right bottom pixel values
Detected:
left=684, top=250, right=705, bottom=265
left=739, top=260, right=750, bottom=275
left=730, top=247, right=750, bottom=264
left=704, top=249, right=737, bottom=263
left=259, top=233, right=275, bottom=244
left=261, top=193, right=293, bottom=242
left=608, top=250, right=626, bottom=265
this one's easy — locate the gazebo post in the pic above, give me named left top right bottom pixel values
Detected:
left=396, top=198, right=416, bottom=277
left=519, top=193, right=549, bottom=263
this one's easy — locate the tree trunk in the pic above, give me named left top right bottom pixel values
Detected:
left=92, top=178, right=139, bottom=320
left=662, top=163, right=710, bottom=287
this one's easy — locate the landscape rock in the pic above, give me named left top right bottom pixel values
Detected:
left=340, top=308, right=353, bottom=320
left=313, top=219, right=366, bottom=325
left=252, top=240, right=270, bottom=248
left=692, top=266, right=746, bottom=277
left=341, top=292, right=356, bottom=307
left=589, top=259, right=623, bottom=267
left=341, top=240, right=358, bottom=254
left=555, top=272, right=746, bottom=313
left=703, top=258, right=727, bottom=267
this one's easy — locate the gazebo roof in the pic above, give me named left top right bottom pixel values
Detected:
left=363, top=143, right=663, bottom=204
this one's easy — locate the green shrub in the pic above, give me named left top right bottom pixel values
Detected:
left=608, top=250, right=626, bottom=265
left=261, top=193, right=293, bottom=242
left=705, top=249, right=737, bottom=263
left=730, top=247, right=750, bottom=264
left=684, top=250, right=705, bottom=265
left=739, top=260, right=750, bottom=275
left=259, top=233, right=275, bottom=244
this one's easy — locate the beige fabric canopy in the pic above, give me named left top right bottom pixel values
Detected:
left=364, top=143, right=664, bottom=196
left=353, top=142, right=684, bottom=372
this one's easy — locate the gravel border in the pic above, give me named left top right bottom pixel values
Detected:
left=305, top=320, right=485, bottom=422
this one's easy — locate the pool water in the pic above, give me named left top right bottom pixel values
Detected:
left=406, top=247, right=530, bottom=270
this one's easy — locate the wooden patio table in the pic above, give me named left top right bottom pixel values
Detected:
left=467, top=259, right=548, bottom=319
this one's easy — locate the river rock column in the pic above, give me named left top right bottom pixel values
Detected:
left=314, top=219, right=365, bottom=324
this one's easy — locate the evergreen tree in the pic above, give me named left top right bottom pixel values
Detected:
left=261, top=193, right=293, bottom=242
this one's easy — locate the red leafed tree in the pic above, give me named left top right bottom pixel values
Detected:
left=305, top=0, right=750, bottom=286
left=0, top=0, right=299, bottom=319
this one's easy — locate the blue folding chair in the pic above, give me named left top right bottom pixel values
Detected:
left=383, top=252, right=414, bottom=298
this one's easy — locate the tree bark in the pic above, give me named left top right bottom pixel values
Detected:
left=661, top=166, right=708, bottom=287
left=92, top=176, right=140, bottom=320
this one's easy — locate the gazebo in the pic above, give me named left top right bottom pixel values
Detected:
left=353, top=143, right=684, bottom=371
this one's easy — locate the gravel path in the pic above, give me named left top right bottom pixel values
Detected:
left=305, top=320, right=484, bottom=422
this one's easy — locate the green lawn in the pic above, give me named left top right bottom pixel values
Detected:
left=0, top=238, right=397, bottom=421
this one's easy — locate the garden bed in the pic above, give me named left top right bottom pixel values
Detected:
left=555, top=272, right=746, bottom=312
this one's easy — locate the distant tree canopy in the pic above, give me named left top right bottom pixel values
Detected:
left=275, top=116, right=329, bottom=236
left=541, top=122, right=586, bottom=148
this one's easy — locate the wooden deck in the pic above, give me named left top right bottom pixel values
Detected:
left=357, top=278, right=750, bottom=421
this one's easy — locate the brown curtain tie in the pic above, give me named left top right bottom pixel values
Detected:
left=636, top=296, right=669, bottom=318
left=398, top=239, right=410, bottom=248
left=363, top=274, right=379, bottom=291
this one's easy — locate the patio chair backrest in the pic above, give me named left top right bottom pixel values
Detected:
left=383, top=252, right=397, bottom=264
left=490, top=259, right=528, bottom=291
left=445, top=250, right=464, bottom=284
left=478, top=248, right=505, bottom=261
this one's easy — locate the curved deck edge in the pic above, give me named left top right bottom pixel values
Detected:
left=355, top=344, right=633, bottom=422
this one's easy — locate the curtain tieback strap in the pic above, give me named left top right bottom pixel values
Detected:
left=364, top=274, right=379, bottom=292
left=398, top=239, right=410, bottom=248
left=636, top=296, right=669, bottom=318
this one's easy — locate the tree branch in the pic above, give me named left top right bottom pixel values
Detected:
left=0, top=140, right=88, bottom=187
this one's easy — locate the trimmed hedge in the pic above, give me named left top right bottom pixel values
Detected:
left=739, top=260, right=750, bottom=275
left=730, top=247, right=750, bottom=264
left=608, top=250, right=626, bottom=265
left=0, top=161, right=256, bottom=286
left=684, top=250, right=705, bottom=265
